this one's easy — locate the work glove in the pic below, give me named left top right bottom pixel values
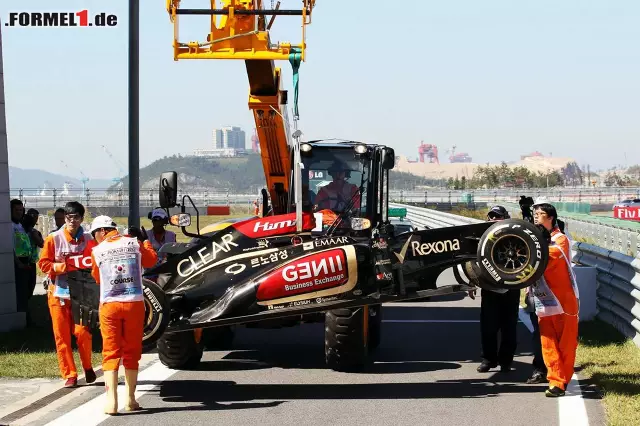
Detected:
left=127, top=226, right=148, bottom=242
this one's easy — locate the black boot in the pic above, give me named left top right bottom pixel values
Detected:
left=477, top=361, right=497, bottom=372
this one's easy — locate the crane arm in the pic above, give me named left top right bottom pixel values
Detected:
left=166, top=0, right=316, bottom=214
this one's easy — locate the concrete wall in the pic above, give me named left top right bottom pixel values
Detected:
left=0, top=24, right=25, bottom=331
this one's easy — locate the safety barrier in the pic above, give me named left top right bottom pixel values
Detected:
left=572, top=242, right=640, bottom=347
left=393, top=203, right=638, bottom=346
left=500, top=201, right=640, bottom=258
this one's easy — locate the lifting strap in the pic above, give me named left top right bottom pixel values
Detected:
left=289, top=48, right=302, bottom=119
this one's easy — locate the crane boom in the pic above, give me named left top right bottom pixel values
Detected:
left=166, top=0, right=317, bottom=214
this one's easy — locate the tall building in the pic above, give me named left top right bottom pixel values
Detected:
left=212, top=126, right=246, bottom=150
left=212, top=129, right=224, bottom=149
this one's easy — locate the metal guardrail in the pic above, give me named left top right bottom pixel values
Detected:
left=389, top=203, right=480, bottom=228
left=500, top=201, right=640, bottom=257
left=393, top=203, right=640, bottom=348
left=573, top=242, right=640, bottom=347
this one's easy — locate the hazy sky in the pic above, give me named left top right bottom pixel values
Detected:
left=1, top=0, right=639, bottom=180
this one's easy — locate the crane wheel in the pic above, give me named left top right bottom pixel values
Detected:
left=325, top=307, right=370, bottom=372
left=157, top=329, right=204, bottom=370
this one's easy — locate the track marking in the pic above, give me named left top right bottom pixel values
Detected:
left=43, top=360, right=178, bottom=426
left=382, top=319, right=480, bottom=323
left=519, top=308, right=589, bottom=426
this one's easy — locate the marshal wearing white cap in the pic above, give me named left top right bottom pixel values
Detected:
left=145, top=208, right=176, bottom=280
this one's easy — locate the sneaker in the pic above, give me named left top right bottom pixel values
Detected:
left=64, top=377, right=78, bottom=388
left=526, top=371, right=546, bottom=384
left=477, top=361, right=497, bottom=372
left=84, top=369, right=97, bottom=384
left=545, top=386, right=565, bottom=397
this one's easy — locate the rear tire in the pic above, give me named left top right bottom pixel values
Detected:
left=157, top=329, right=204, bottom=370
left=325, top=307, right=370, bottom=371
left=142, top=279, right=170, bottom=350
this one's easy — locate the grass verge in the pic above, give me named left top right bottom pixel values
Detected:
left=0, top=295, right=103, bottom=379
left=575, top=319, right=640, bottom=426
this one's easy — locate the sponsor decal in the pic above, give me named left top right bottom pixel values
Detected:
left=614, top=206, right=640, bottom=222
left=481, top=258, right=502, bottom=282
left=411, top=239, right=460, bottom=256
left=266, top=295, right=339, bottom=310
left=373, top=239, right=388, bottom=249
left=225, top=263, right=246, bottom=275
left=250, top=250, right=289, bottom=268
left=233, top=212, right=316, bottom=238
left=303, top=242, right=314, bottom=251
left=257, top=249, right=349, bottom=301
left=375, top=259, right=391, bottom=265
left=66, top=253, right=93, bottom=270
left=241, top=239, right=270, bottom=252
left=177, top=234, right=238, bottom=278
left=376, top=272, right=392, bottom=281
left=314, top=236, right=350, bottom=248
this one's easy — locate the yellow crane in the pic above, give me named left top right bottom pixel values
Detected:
left=166, top=0, right=317, bottom=215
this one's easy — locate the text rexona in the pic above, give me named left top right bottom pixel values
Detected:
left=411, top=239, right=460, bottom=256
left=177, top=234, right=238, bottom=277
left=254, top=219, right=296, bottom=233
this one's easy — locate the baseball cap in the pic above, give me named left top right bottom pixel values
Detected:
left=89, top=215, right=117, bottom=233
left=150, top=208, right=168, bottom=220
left=488, top=205, right=509, bottom=219
left=533, top=196, right=550, bottom=206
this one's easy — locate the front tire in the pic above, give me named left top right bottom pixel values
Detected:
left=477, top=219, right=549, bottom=289
left=325, top=307, right=370, bottom=371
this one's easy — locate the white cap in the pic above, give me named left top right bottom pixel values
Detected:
left=89, top=215, right=117, bottom=233
left=533, top=196, right=550, bottom=206
left=150, top=208, right=168, bottom=220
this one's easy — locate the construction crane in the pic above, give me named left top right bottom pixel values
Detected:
left=166, top=0, right=317, bottom=214
left=101, top=145, right=126, bottom=188
left=60, top=160, right=90, bottom=197
left=418, top=141, right=439, bottom=164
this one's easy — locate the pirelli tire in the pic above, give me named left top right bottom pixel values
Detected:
left=476, top=219, right=549, bottom=290
left=458, top=261, right=505, bottom=292
left=142, top=279, right=170, bottom=350
left=158, top=329, right=204, bottom=370
left=325, top=307, right=371, bottom=371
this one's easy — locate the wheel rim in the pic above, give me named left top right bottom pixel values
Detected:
left=490, top=235, right=530, bottom=275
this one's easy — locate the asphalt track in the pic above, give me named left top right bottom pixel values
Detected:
left=9, top=271, right=605, bottom=426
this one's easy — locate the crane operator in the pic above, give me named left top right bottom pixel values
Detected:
left=315, top=161, right=361, bottom=212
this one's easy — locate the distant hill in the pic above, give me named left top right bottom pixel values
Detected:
left=8, top=166, right=115, bottom=191
left=113, top=153, right=445, bottom=193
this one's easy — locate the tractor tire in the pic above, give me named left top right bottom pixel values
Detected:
left=368, top=305, right=382, bottom=350
left=157, top=329, right=204, bottom=370
left=477, top=219, right=549, bottom=290
left=142, top=279, right=170, bottom=350
left=202, top=326, right=235, bottom=350
left=325, top=306, right=370, bottom=371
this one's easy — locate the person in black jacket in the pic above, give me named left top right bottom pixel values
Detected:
left=476, top=206, right=522, bottom=373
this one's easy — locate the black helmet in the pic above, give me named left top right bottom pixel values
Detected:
left=487, top=205, right=510, bottom=220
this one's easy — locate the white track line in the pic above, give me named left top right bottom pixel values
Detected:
left=44, top=360, right=178, bottom=426
left=382, top=319, right=480, bottom=323
left=519, top=307, right=589, bottom=426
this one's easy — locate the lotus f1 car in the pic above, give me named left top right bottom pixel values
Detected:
left=117, top=141, right=547, bottom=371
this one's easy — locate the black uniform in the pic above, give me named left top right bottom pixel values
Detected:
left=479, top=288, right=521, bottom=370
